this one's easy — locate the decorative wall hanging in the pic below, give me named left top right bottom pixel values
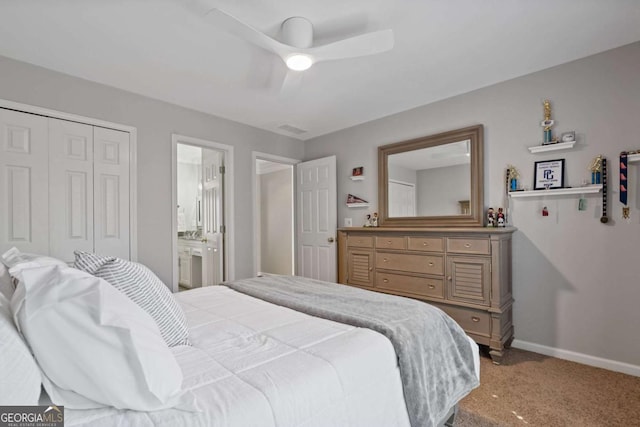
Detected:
left=534, top=159, right=565, bottom=190
left=619, top=149, right=640, bottom=219
left=346, top=194, right=369, bottom=207
left=600, top=157, right=608, bottom=223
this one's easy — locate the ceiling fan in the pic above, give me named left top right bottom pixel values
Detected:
left=206, top=9, right=395, bottom=73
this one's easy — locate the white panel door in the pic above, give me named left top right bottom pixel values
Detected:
left=48, top=119, right=94, bottom=262
left=388, top=180, right=416, bottom=217
left=296, top=155, right=337, bottom=282
left=93, top=127, right=130, bottom=259
left=202, top=148, right=223, bottom=286
left=0, top=109, right=49, bottom=254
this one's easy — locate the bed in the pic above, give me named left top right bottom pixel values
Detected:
left=1, top=250, right=479, bottom=427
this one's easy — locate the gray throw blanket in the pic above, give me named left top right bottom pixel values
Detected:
left=224, top=275, right=479, bottom=427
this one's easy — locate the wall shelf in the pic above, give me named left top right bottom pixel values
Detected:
left=528, top=140, right=576, bottom=154
left=346, top=203, right=370, bottom=208
left=509, top=185, right=602, bottom=198
left=349, top=176, right=365, bottom=181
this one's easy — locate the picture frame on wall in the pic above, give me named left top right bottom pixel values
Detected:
left=534, top=159, right=565, bottom=190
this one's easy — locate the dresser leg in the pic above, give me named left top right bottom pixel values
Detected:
left=489, top=348, right=503, bottom=365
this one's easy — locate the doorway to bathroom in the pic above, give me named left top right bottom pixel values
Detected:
left=172, top=135, right=234, bottom=292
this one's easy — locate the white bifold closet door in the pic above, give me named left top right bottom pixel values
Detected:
left=1, top=108, right=130, bottom=263
left=0, top=109, right=50, bottom=254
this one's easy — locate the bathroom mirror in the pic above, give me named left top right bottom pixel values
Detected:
left=378, top=125, right=484, bottom=227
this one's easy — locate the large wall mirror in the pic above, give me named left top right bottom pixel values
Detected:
left=378, top=125, right=484, bottom=227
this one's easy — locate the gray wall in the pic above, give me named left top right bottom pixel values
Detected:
left=416, top=164, right=470, bottom=216
left=259, top=168, right=294, bottom=275
left=0, top=55, right=304, bottom=285
left=388, top=164, right=417, bottom=184
left=305, top=42, right=640, bottom=367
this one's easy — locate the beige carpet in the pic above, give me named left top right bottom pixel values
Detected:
left=456, top=347, right=640, bottom=426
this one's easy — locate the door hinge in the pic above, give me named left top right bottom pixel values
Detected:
left=219, top=165, right=225, bottom=174
left=219, top=225, right=226, bottom=233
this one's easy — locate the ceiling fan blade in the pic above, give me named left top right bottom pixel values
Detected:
left=308, top=29, right=394, bottom=62
left=279, top=70, right=304, bottom=97
left=206, top=8, right=293, bottom=61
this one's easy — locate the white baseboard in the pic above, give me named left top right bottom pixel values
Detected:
left=512, top=339, right=640, bottom=377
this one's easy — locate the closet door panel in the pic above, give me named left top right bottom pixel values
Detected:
left=48, top=118, right=95, bottom=262
left=0, top=109, right=49, bottom=254
left=94, top=127, right=130, bottom=259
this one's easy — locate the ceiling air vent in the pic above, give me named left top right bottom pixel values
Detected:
left=278, top=124, right=308, bottom=135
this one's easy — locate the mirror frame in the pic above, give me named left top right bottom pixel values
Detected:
left=378, top=124, right=484, bottom=227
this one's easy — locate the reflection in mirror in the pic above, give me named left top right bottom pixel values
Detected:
left=378, top=124, right=484, bottom=227
left=388, top=140, right=471, bottom=217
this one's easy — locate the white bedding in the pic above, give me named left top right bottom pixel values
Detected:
left=65, top=285, right=479, bottom=427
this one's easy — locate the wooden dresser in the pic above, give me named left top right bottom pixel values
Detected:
left=337, top=227, right=515, bottom=363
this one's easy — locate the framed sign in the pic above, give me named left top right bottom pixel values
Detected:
left=534, top=159, right=565, bottom=190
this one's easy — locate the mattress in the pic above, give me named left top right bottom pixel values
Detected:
left=64, top=285, right=479, bottom=426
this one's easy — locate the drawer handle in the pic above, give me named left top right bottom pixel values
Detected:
left=383, top=258, right=388, bottom=262
left=447, top=276, right=452, bottom=281
left=464, top=243, right=472, bottom=248
left=471, top=316, right=480, bottom=323
left=387, top=240, right=392, bottom=245
left=428, top=262, right=434, bottom=266
left=428, top=284, right=435, bottom=289
left=423, top=242, right=429, bottom=246
left=383, top=279, right=389, bottom=283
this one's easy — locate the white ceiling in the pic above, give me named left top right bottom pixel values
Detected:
left=1, top=1, right=639, bottom=141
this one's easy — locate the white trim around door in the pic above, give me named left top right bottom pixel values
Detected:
left=251, top=152, right=300, bottom=277
left=0, top=98, right=138, bottom=261
left=171, top=134, right=235, bottom=293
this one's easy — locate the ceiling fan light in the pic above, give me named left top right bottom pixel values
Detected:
left=286, top=54, right=313, bottom=71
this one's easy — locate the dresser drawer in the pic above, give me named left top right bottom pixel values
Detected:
left=434, top=304, right=491, bottom=337
left=375, top=236, right=406, bottom=250
left=376, top=252, right=443, bottom=275
left=376, top=272, right=444, bottom=298
left=446, top=237, right=490, bottom=255
left=407, top=236, right=444, bottom=252
left=347, top=235, right=374, bottom=248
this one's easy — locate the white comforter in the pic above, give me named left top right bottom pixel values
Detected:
left=65, top=285, right=478, bottom=427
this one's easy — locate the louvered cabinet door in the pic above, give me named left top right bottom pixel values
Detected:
left=446, top=256, right=491, bottom=306
left=346, top=249, right=374, bottom=288
left=0, top=109, right=49, bottom=255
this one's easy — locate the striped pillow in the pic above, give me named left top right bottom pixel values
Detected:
left=74, top=251, right=189, bottom=347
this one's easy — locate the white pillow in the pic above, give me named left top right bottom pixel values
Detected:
left=1, top=247, right=67, bottom=270
left=12, top=264, right=195, bottom=411
left=75, top=251, right=190, bottom=347
left=0, top=293, right=42, bottom=405
left=0, top=262, right=13, bottom=300
left=1, top=247, right=67, bottom=291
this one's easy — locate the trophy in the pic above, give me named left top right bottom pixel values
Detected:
left=507, top=165, right=520, bottom=191
left=588, top=155, right=602, bottom=184
left=541, top=100, right=558, bottom=145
